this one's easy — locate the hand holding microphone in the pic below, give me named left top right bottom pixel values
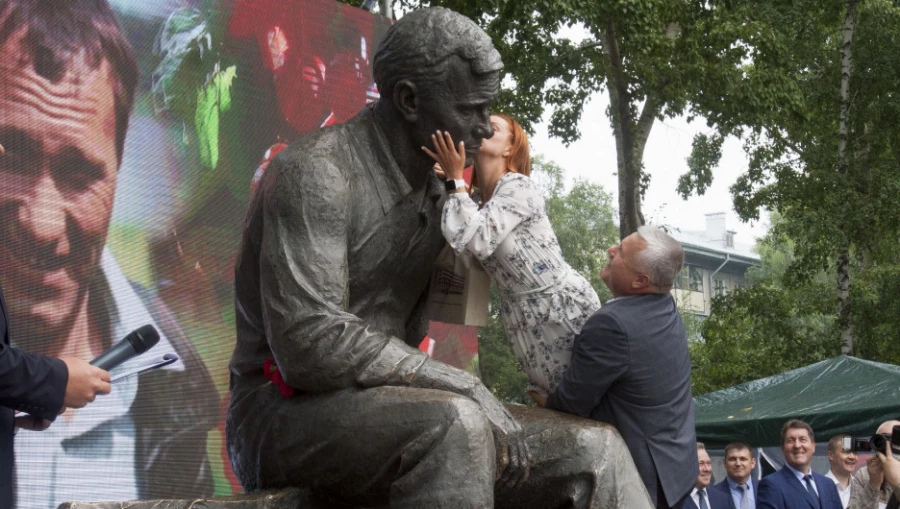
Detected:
left=61, top=358, right=111, bottom=409
left=66, top=324, right=161, bottom=410
left=17, top=357, right=110, bottom=431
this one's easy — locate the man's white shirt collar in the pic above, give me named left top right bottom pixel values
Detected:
left=691, top=487, right=710, bottom=508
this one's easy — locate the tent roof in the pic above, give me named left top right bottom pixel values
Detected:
left=694, top=355, right=900, bottom=448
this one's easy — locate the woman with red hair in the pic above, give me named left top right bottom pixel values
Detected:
left=424, top=114, right=600, bottom=404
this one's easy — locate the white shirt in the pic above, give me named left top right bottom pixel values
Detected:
left=14, top=249, right=185, bottom=509
left=824, top=469, right=852, bottom=508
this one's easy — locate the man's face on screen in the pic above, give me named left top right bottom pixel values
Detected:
left=0, top=38, right=120, bottom=336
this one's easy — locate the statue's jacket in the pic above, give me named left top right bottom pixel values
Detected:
left=230, top=104, right=444, bottom=397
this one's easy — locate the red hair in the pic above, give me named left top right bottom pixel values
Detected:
left=494, top=113, right=531, bottom=176
left=472, top=114, right=530, bottom=193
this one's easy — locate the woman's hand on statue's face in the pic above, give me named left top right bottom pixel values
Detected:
left=422, top=130, right=466, bottom=180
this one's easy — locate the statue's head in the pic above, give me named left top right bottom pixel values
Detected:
left=373, top=7, right=503, bottom=162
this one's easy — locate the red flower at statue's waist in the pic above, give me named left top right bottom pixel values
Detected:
left=263, top=359, right=295, bottom=398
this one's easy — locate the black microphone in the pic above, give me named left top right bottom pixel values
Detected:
left=90, top=324, right=160, bottom=371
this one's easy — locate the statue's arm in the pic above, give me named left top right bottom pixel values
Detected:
left=254, top=152, right=531, bottom=482
left=258, top=156, right=428, bottom=393
left=257, top=154, right=523, bottom=462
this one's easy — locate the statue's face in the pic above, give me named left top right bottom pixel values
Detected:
left=415, top=56, right=500, bottom=166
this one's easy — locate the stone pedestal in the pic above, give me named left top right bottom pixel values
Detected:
left=58, top=489, right=310, bottom=509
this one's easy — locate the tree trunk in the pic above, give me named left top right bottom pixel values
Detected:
left=837, top=248, right=852, bottom=355
left=837, top=0, right=858, bottom=355
left=604, top=23, right=645, bottom=239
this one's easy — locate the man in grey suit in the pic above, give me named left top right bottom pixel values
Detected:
left=547, top=225, right=697, bottom=509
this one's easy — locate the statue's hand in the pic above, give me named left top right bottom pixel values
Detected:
left=409, top=360, right=532, bottom=488
left=471, top=384, right=532, bottom=490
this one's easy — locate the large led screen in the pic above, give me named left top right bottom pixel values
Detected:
left=0, top=0, right=478, bottom=506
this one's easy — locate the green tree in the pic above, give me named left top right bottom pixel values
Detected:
left=478, top=157, right=618, bottom=403
left=691, top=217, right=838, bottom=394
left=681, top=0, right=900, bottom=356
left=389, top=0, right=805, bottom=239
left=690, top=209, right=900, bottom=395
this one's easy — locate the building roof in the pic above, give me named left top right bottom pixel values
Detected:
left=668, top=213, right=760, bottom=267
left=672, top=228, right=759, bottom=263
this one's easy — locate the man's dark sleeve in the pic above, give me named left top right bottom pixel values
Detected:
left=545, top=310, right=629, bottom=418
left=258, top=155, right=426, bottom=393
left=0, top=342, right=67, bottom=421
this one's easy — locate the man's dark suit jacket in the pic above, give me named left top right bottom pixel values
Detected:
left=680, top=486, right=731, bottom=509
left=712, top=477, right=760, bottom=509
left=546, top=293, right=697, bottom=508
left=757, top=467, right=842, bottom=509
left=0, top=284, right=68, bottom=509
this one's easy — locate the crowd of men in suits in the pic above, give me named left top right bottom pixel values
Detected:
left=683, top=419, right=900, bottom=509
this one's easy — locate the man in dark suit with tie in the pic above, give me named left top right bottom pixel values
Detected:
left=682, top=443, right=731, bottom=509
left=0, top=281, right=111, bottom=509
left=547, top=225, right=697, bottom=508
left=757, top=420, right=842, bottom=509
left=712, top=441, right=760, bottom=509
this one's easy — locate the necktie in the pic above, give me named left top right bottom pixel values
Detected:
left=698, top=489, right=709, bottom=509
left=738, top=483, right=751, bottom=509
left=803, top=475, right=818, bottom=499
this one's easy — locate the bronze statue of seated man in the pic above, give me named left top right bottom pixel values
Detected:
left=227, top=7, right=654, bottom=508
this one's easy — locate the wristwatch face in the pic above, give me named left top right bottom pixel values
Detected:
left=444, top=179, right=465, bottom=191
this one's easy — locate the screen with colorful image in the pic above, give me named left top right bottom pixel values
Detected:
left=0, top=0, right=477, bottom=506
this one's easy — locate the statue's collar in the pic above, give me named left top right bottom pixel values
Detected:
left=356, top=105, right=442, bottom=213
left=356, top=105, right=412, bottom=214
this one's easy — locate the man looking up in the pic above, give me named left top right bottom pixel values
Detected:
left=712, top=441, right=759, bottom=509
left=824, top=434, right=856, bottom=508
left=546, top=225, right=697, bottom=508
left=757, top=420, right=842, bottom=509
left=227, top=6, right=654, bottom=509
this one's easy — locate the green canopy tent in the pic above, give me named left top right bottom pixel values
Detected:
left=694, top=355, right=900, bottom=448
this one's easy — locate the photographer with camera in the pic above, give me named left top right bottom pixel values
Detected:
left=847, top=420, right=900, bottom=509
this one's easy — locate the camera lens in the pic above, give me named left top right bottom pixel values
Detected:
left=871, top=434, right=887, bottom=452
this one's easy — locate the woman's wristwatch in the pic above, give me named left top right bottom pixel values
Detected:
left=444, top=178, right=466, bottom=191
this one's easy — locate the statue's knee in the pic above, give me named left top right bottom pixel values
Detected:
left=441, top=395, right=492, bottom=445
left=568, top=422, right=627, bottom=469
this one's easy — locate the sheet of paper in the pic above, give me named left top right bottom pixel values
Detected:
left=110, top=353, right=179, bottom=383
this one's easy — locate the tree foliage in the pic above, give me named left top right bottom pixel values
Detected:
left=691, top=217, right=838, bottom=394
left=691, top=212, right=900, bottom=395
left=389, top=0, right=807, bottom=238
left=675, top=0, right=900, bottom=355
left=478, top=157, right=618, bottom=403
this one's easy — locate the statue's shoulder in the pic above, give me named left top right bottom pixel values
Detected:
left=263, top=121, right=363, bottom=196
left=278, top=122, right=356, bottom=170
